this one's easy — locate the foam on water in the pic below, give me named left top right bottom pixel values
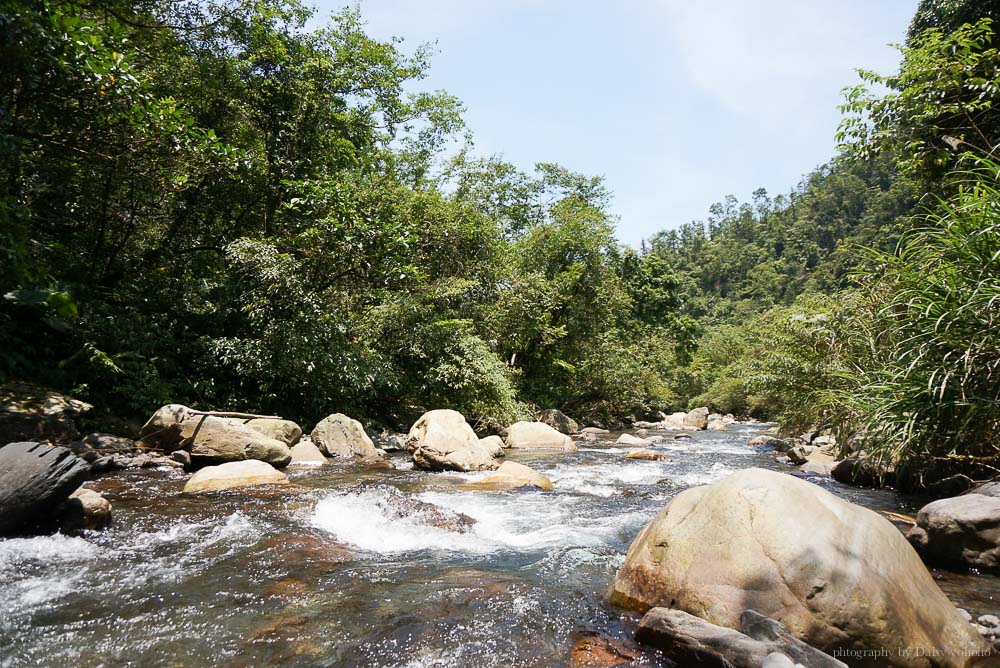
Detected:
left=310, top=481, right=644, bottom=556
left=546, top=460, right=670, bottom=497
left=674, top=462, right=736, bottom=487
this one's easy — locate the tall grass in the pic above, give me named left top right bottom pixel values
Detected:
left=842, top=160, right=1000, bottom=487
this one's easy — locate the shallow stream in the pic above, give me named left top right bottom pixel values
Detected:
left=2, top=424, right=997, bottom=667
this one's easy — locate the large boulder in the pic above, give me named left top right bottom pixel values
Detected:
left=310, top=413, right=380, bottom=459
left=0, top=441, right=91, bottom=535
left=0, top=382, right=92, bottom=443
left=182, top=460, right=289, bottom=494
left=478, top=435, right=505, bottom=457
left=139, top=404, right=291, bottom=468
left=462, top=461, right=553, bottom=491
left=609, top=468, right=991, bottom=667
left=663, top=411, right=689, bottom=429
left=907, top=494, right=1000, bottom=573
left=505, top=421, right=577, bottom=451
left=538, top=409, right=578, bottom=435
left=684, top=406, right=710, bottom=430
left=408, top=410, right=499, bottom=472
left=246, top=418, right=302, bottom=446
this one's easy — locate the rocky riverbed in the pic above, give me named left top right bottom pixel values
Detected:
left=2, top=421, right=999, bottom=667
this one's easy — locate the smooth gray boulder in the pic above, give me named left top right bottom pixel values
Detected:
left=635, top=608, right=846, bottom=668
left=908, top=493, right=1000, bottom=573
left=0, top=441, right=91, bottom=535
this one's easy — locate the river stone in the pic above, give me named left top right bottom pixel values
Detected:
left=58, top=487, right=112, bottom=531
left=831, top=456, right=889, bottom=488
left=0, top=383, right=93, bottom=444
left=0, top=442, right=91, bottom=535
left=663, top=411, right=689, bottom=428
left=478, top=435, right=505, bottom=457
left=970, top=482, right=1000, bottom=499
left=580, top=427, right=610, bottom=435
left=288, top=439, right=327, bottom=465
left=463, top=461, right=553, bottom=491
left=624, top=450, right=669, bottom=461
left=538, top=409, right=578, bottom=435
left=616, top=433, right=649, bottom=446
left=139, top=404, right=292, bottom=468
left=82, top=433, right=134, bottom=450
left=609, top=468, right=991, bottom=666
left=408, top=409, right=498, bottom=472
left=505, top=421, right=577, bottom=451
left=246, top=418, right=302, bottom=447
left=183, top=460, right=289, bottom=494
left=684, top=406, right=709, bottom=430
left=907, top=494, right=1000, bottom=573
left=707, top=418, right=729, bottom=431
left=635, top=608, right=846, bottom=668
left=748, top=435, right=791, bottom=451
left=310, top=413, right=380, bottom=460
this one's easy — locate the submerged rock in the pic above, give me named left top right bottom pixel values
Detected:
left=609, top=468, right=990, bottom=666
left=539, top=408, right=579, bottom=435
left=0, top=441, right=90, bottom=535
left=568, top=630, right=641, bottom=667
left=624, top=450, right=669, bottom=461
left=408, top=409, right=498, bottom=472
left=505, top=421, right=577, bottom=451
left=310, top=413, right=380, bottom=460
left=463, top=461, right=553, bottom=491
left=635, top=608, right=846, bottom=668
left=908, top=494, right=1000, bottom=573
left=182, top=460, right=289, bottom=494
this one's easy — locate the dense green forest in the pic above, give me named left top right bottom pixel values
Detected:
left=3, top=0, right=1000, bottom=487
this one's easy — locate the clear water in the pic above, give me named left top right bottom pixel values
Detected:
left=1, top=424, right=996, bottom=667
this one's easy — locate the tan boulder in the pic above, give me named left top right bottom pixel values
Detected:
left=609, top=468, right=992, bottom=667
left=408, top=409, right=498, bottom=472
left=310, top=413, right=380, bottom=459
left=183, top=460, right=289, bottom=494
left=59, top=487, right=112, bottom=531
left=616, top=433, right=649, bottom=446
left=463, top=461, right=553, bottom=491
left=139, top=405, right=291, bottom=468
left=683, top=407, right=709, bottom=430
left=246, top=418, right=302, bottom=446
left=505, top=421, right=577, bottom=451
left=288, top=439, right=327, bottom=465
left=478, top=435, right=505, bottom=457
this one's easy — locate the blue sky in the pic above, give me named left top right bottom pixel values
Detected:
left=315, top=1, right=918, bottom=246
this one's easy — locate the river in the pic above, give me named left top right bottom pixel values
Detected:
left=1, top=423, right=997, bottom=666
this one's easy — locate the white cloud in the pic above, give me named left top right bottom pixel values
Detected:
left=657, top=0, right=906, bottom=124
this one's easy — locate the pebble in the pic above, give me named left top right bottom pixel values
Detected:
left=978, top=614, right=1000, bottom=628
left=958, top=608, right=973, bottom=622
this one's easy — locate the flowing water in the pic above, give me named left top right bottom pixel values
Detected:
left=2, top=424, right=998, bottom=667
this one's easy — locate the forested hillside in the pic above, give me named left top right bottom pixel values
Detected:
left=3, top=0, right=1000, bottom=487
